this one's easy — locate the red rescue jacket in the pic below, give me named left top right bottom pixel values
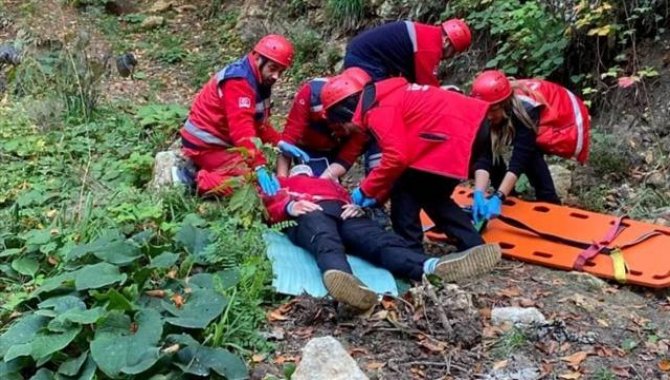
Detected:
left=352, top=78, right=490, bottom=201
left=180, top=54, right=280, bottom=169
left=262, top=176, right=351, bottom=223
left=410, top=22, right=444, bottom=86
left=514, top=79, right=590, bottom=164
left=282, top=79, right=367, bottom=168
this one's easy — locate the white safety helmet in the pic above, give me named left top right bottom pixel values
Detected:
left=289, top=164, right=314, bottom=177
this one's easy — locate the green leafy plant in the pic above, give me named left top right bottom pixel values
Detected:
left=446, top=0, right=568, bottom=77
left=326, top=0, right=366, bottom=32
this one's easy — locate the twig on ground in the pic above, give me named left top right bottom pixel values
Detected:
left=424, top=281, right=454, bottom=337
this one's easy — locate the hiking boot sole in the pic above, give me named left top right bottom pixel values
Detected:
left=323, top=270, right=378, bottom=311
left=433, top=243, right=502, bottom=282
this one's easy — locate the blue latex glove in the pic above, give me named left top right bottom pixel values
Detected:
left=350, top=187, right=377, bottom=207
left=472, top=190, right=487, bottom=224
left=256, top=166, right=280, bottom=196
left=485, top=194, right=502, bottom=220
left=277, top=141, right=310, bottom=163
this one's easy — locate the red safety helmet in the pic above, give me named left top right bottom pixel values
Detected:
left=441, top=19, right=472, bottom=53
left=253, top=34, right=294, bottom=68
left=471, top=70, right=513, bottom=104
left=321, top=73, right=365, bottom=110
left=341, top=67, right=372, bottom=86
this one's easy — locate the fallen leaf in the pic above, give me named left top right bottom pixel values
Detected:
left=560, top=342, right=572, bottom=353
left=612, top=366, right=631, bottom=378
left=417, top=339, right=446, bottom=353
left=536, top=341, right=559, bottom=355
left=540, top=363, right=555, bottom=377
left=252, top=354, right=265, bottom=363
left=596, top=319, right=609, bottom=327
left=558, top=371, right=581, bottom=379
left=349, top=347, right=369, bottom=357
left=366, top=361, right=385, bottom=370
left=167, top=269, right=177, bottom=279
left=561, top=351, right=589, bottom=369
left=162, top=344, right=180, bottom=354
left=381, top=296, right=396, bottom=310
left=594, top=345, right=613, bottom=357
left=273, top=355, right=298, bottom=365
left=659, top=359, right=670, bottom=372
left=293, top=326, right=313, bottom=339
left=479, top=308, right=492, bottom=319
left=171, top=293, right=184, bottom=308
left=519, top=298, right=535, bottom=307
left=370, top=310, right=389, bottom=321
left=266, top=310, right=288, bottom=322
left=145, top=289, right=166, bottom=298
left=483, top=325, right=504, bottom=338
left=617, top=76, right=638, bottom=88
left=276, top=299, right=299, bottom=314
left=493, top=360, right=508, bottom=370
left=498, top=287, right=521, bottom=298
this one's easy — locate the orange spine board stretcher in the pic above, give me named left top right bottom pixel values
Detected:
left=421, top=187, right=670, bottom=288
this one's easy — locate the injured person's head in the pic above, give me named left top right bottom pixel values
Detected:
left=289, top=164, right=314, bottom=177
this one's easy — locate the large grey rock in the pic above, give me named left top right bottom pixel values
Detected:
left=292, top=336, right=368, bottom=380
left=491, top=307, right=546, bottom=326
left=549, top=164, right=572, bottom=199
left=149, top=150, right=196, bottom=191
left=140, top=16, right=165, bottom=30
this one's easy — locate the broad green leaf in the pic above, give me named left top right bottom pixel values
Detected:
left=175, top=344, right=247, bottom=379
left=67, top=232, right=140, bottom=266
left=162, top=288, right=227, bottom=329
left=38, top=295, right=86, bottom=314
left=0, top=248, right=22, bottom=258
left=0, top=314, right=48, bottom=357
left=20, top=229, right=52, bottom=248
left=75, top=263, right=127, bottom=290
left=31, top=326, right=81, bottom=359
left=51, top=307, right=106, bottom=326
left=4, top=344, right=32, bottom=361
left=188, top=270, right=240, bottom=290
left=90, top=309, right=163, bottom=378
left=107, top=288, right=137, bottom=311
left=32, top=272, right=76, bottom=297
left=29, top=368, right=54, bottom=380
left=92, top=240, right=141, bottom=266
left=75, top=356, right=97, bottom=380
left=175, top=224, right=213, bottom=257
left=0, top=358, right=26, bottom=380
left=149, top=252, right=179, bottom=269
left=11, top=257, right=40, bottom=277
left=58, top=351, right=88, bottom=376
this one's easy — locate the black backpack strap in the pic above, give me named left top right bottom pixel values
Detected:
left=361, top=84, right=378, bottom=114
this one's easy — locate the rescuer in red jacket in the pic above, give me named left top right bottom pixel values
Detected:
left=277, top=68, right=372, bottom=181
left=320, top=70, right=495, bottom=253
left=469, top=70, right=591, bottom=223
left=343, top=19, right=472, bottom=86
left=179, top=34, right=300, bottom=197
left=262, top=164, right=502, bottom=310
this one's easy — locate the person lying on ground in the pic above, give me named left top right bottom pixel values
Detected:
left=262, top=164, right=502, bottom=311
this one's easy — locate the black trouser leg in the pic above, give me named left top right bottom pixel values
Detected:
left=419, top=176, right=486, bottom=251
left=390, top=170, right=485, bottom=252
left=524, top=152, right=561, bottom=204
left=339, top=217, right=429, bottom=281
left=285, top=211, right=352, bottom=274
left=390, top=175, right=425, bottom=251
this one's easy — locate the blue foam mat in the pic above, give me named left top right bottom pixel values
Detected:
left=263, top=232, right=398, bottom=297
